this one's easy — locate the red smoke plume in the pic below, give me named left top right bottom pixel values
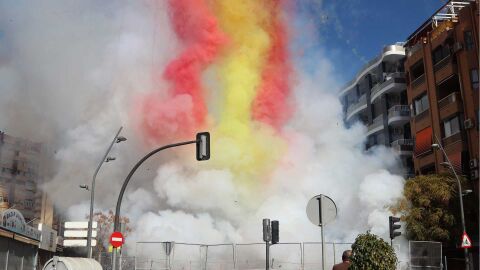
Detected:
left=252, top=0, right=292, bottom=130
left=138, top=0, right=226, bottom=143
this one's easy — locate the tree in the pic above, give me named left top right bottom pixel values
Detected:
left=349, top=231, right=397, bottom=270
left=88, top=210, right=132, bottom=255
left=391, top=174, right=463, bottom=242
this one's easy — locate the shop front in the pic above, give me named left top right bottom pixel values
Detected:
left=0, top=209, right=41, bottom=270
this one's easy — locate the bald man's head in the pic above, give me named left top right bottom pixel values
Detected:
left=342, top=250, right=352, bottom=262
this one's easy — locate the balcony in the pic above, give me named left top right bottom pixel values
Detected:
left=391, top=139, right=414, bottom=155
left=434, top=55, right=455, bottom=84
left=339, top=44, right=405, bottom=97
left=438, top=92, right=463, bottom=119
left=366, top=115, right=384, bottom=136
left=442, top=132, right=464, bottom=147
left=346, top=94, right=367, bottom=121
left=388, top=105, right=410, bottom=126
left=371, top=73, right=406, bottom=102
left=411, top=74, right=426, bottom=89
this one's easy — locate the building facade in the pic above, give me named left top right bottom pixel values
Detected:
left=403, top=1, right=478, bottom=268
left=0, top=131, right=63, bottom=268
left=404, top=0, right=478, bottom=185
left=340, top=44, right=414, bottom=177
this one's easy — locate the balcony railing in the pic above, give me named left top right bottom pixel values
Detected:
left=438, top=92, right=461, bottom=109
left=442, top=132, right=463, bottom=146
left=346, top=94, right=367, bottom=120
left=391, top=139, right=414, bottom=153
left=415, top=108, right=430, bottom=122
left=411, top=74, right=426, bottom=88
left=367, top=115, right=384, bottom=135
left=388, top=105, right=411, bottom=120
left=371, top=72, right=406, bottom=101
left=433, top=54, right=452, bottom=72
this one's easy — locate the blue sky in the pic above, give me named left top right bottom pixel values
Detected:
left=293, top=0, right=446, bottom=84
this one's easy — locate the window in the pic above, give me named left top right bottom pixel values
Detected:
left=410, top=60, right=425, bottom=81
left=443, top=116, right=461, bottom=138
left=471, top=69, right=479, bottom=90
left=464, top=31, right=474, bottom=50
left=432, top=45, right=450, bottom=65
left=414, top=94, right=429, bottom=115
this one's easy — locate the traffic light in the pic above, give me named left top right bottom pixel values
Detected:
left=389, top=216, right=401, bottom=240
left=271, top=220, right=279, bottom=244
left=196, top=132, right=210, bottom=161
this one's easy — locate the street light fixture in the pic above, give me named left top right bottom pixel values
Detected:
left=86, top=126, right=126, bottom=259
left=79, top=184, right=89, bottom=191
left=116, top=136, right=127, bottom=143
left=431, top=135, right=472, bottom=270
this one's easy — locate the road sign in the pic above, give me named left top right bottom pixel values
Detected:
left=306, top=194, right=337, bottom=270
left=461, top=232, right=472, bottom=248
left=306, top=194, right=337, bottom=226
left=110, top=231, right=124, bottom=248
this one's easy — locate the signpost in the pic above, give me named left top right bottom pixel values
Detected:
left=63, top=221, right=97, bottom=247
left=306, top=195, right=337, bottom=270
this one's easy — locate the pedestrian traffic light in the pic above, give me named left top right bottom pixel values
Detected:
left=389, top=216, right=401, bottom=240
left=271, top=220, right=279, bottom=244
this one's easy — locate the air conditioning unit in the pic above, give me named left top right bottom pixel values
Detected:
left=470, top=169, right=479, bottom=180
left=470, top=158, right=478, bottom=169
left=464, top=118, right=475, bottom=129
left=453, top=42, right=463, bottom=53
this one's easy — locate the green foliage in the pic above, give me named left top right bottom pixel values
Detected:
left=391, top=174, right=462, bottom=242
left=349, top=231, right=397, bottom=270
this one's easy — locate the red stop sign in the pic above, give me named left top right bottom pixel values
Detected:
left=110, top=231, right=124, bottom=248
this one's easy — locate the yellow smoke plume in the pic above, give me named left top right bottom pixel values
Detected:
left=210, top=0, right=286, bottom=185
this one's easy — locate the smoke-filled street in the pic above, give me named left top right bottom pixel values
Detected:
left=0, top=1, right=478, bottom=270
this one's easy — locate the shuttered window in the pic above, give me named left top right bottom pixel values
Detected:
left=415, top=127, right=433, bottom=156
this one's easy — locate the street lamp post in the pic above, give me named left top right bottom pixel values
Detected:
left=432, top=134, right=471, bottom=270
left=111, top=132, right=210, bottom=270
left=86, top=126, right=127, bottom=259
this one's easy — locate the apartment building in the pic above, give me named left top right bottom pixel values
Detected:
left=0, top=131, right=44, bottom=223
left=340, top=44, right=414, bottom=177
left=404, top=0, right=478, bottom=185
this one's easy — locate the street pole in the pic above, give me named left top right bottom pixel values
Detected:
left=317, top=195, right=326, bottom=270
left=87, top=126, right=124, bottom=258
left=433, top=135, right=471, bottom=270
left=112, top=137, right=207, bottom=270
left=266, top=242, right=270, bottom=270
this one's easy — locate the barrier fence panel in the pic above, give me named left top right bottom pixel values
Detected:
left=132, top=240, right=443, bottom=270
left=303, top=242, right=353, bottom=270
left=204, top=244, right=234, bottom=270
left=409, top=241, right=442, bottom=269
left=269, top=243, right=302, bottom=269
left=234, top=243, right=264, bottom=270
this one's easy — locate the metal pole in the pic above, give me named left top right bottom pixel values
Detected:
left=112, top=139, right=198, bottom=268
left=112, top=248, right=117, bottom=270
left=87, top=126, right=123, bottom=258
left=318, top=195, right=326, bottom=270
left=265, top=242, right=270, bottom=270
left=113, top=139, right=197, bottom=232
left=433, top=135, right=470, bottom=270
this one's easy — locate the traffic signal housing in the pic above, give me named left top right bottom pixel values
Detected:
left=389, top=216, right=401, bottom=240
left=271, top=220, right=279, bottom=244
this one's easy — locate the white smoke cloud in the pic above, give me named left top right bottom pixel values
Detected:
left=0, top=0, right=407, bottom=264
